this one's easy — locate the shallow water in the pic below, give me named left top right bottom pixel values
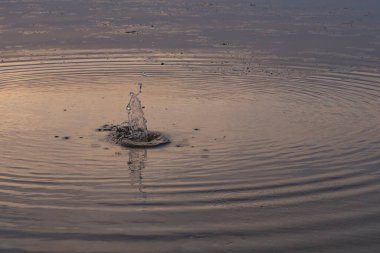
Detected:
left=1, top=49, right=379, bottom=253
left=1, top=1, right=380, bottom=253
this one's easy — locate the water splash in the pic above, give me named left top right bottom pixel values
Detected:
left=99, top=83, right=170, bottom=148
left=126, top=90, right=148, bottom=141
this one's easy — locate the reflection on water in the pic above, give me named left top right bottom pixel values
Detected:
left=128, top=149, right=147, bottom=198
left=0, top=0, right=380, bottom=252
left=0, top=49, right=379, bottom=252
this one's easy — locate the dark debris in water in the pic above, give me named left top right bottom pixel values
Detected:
left=98, top=124, right=170, bottom=148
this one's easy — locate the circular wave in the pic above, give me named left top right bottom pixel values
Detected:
left=0, top=50, right=379, bottom=252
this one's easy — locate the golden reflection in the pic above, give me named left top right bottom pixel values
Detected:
left=128, top=148, right=147, bottom=198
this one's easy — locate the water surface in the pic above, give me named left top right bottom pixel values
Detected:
left=1, top=1, right=380, bottom=253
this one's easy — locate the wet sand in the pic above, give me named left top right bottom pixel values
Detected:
left=1, top=1, right=380, bottom=253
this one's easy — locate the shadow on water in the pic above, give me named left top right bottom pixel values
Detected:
left=127, top=148, right=147, bottom=198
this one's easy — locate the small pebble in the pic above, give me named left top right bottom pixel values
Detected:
left=193, top=128, right=200, bottom=131
left=161, top=62, right=165, bottom=65
left=54, top=136, right=59, bottom=138
left=62, top=136, right=70, bottom=140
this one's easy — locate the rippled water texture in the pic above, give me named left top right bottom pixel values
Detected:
left=1, top=0, right=380, bottom=253
left=0, top=49, right=379, bottom=253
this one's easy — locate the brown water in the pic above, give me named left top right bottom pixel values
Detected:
left=1, top=1, right=380, bottom=253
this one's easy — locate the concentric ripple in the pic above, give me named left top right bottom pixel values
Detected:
left=0, top=50, right=380, bottom=253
